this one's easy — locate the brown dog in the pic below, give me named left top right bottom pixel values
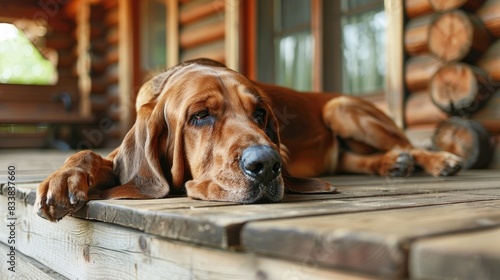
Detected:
left=35, top=59, right=462, bottom=221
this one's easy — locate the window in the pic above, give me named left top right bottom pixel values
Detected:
left=341, top=0, right=386, bottom=95
left=257, top=0, right=313, bottom=91
left=256, top=0, right=387, bottom=96
left=0, top=21, right=57, bottom=85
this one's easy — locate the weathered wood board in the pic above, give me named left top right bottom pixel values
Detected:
left=0, top=242, right=68, bottom=280
left=0, top=196, right=373, bottom=280
left=410, top=227, right=500, bottom=280
left=3, top=174, right=500, bottom=250
left=241, top=200, right=500, bottom=278
left=2, top=149, right=500, bottom=279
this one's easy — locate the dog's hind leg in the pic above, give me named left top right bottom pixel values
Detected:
left=322, top=96, right=462, bottom=176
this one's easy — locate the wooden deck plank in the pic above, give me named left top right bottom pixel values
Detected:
left=0, top=196, right=375, bottom=280
left=409, top=227, right=500, bottom=280
left=241, top=200, right=500, bottom=278
left=1, top=148, right=500, bottom=279
left=3, top=174, right=500, bottom=250
left=0, top=242, right=68, bottom=280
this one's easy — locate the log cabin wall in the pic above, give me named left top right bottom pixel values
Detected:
left=0, top=1, right=86, bottom=148
left=404, top=0, right=500, bottom=168
left=179, top=0, right=226, bottom=64
left=87, top=0, right=122, bottom=148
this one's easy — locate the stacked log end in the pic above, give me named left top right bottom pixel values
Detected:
left=405, top=0, right=499, bottom=168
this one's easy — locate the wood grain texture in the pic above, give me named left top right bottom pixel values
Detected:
left=410, top=227, right=500, bottom=280
left=0, top=243, right=68, bottom=280
left=0, top=196, right=372, bottom=280
left=3, top=172, right=500, bottom=251
left=241, top=199, right=500, bottom=278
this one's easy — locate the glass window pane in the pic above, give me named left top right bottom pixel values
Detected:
left=275, top=32, right=313, bottom=91
left=277, top=0, right=311, bottom=32
left=341, top=8, right=386, bottom=95
left=342, top=0, right=381, bottom=11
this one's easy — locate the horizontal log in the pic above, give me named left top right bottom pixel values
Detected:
left=406, top=0, right=485, bottom=19
left=0, top=84, right=79, bottom=103
left=405, top=0, right=433, bottom=19
left=45, top=34, right=76, bottom=50
left=0, top=132, right=48, bottom=149
left=180, top=0, right=225, bottom=25
left=107, top=72, right=119, bottom=85
left=105, top=8, right=119, bottom=27
left=48, top=20, right=75, bottom=33
left=477, top=0, right=500, bottom=37
left=106, top=46, right=119, bottom=65
left=181, top=41, right=226, bottom=64
left=180, top=20, right=225, bottom=49
left=405, top=55, right=445, bottom=92
left=101, top=0, right=119, bottom=11
left=91, top=56, right=108, bottom=74
left=90, top=25, right=105, bottom=39
left=106, top=27, right=119, bottom=45
left=90, top=95, right=111, bottom=114
left=472, top=90, right=500, bottom=133
left=58, top=51, right=77, bottom=68
left=405, top=91, right=448, bottom=126
left=428, top=10, right=490, bottom=62
left=477, top=39, right=500, bottom=82
left=429, top=62, right=495, bottom=116
left=0, top=102, right=94, bottom=124
left=432, top=116, right=493, bottom=169
left=91, top=38, right=108, bottom=54
left=405, top=14, right=436, bottom=56
left=91, top=78, right=108, bottom=95
left=430, top=0, right=486, bottom=12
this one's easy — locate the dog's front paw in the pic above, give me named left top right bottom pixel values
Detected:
left=35, top=167, right=92, bottom=222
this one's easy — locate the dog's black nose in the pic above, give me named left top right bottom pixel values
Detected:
left=240, top=145, right=282, bottom=184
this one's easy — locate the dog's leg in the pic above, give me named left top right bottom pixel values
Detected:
left=323, top=96, right=462, bottom=176
left=35, top=149, right=118, bottom=221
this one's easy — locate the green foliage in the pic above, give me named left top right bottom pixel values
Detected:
left=0, top=23, right=57, bottom=85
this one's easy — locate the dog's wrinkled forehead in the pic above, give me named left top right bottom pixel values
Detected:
left=151, top=60, right=230, bottom=97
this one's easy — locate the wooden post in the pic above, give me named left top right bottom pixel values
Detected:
left=167, top=0, right=179, bottom=68
left=225, top=0, right=239, bottom=71
left=118, top=0, right=134, bottom=134
left=311, top=0, right=323, bottom=92
left=73, top=0, right=92, bottom=119
left=385, top=0, right=405, bottom=128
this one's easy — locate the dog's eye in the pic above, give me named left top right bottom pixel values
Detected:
left=190, top=109, right=213, bottom=126
left=254, top=108, right=266, bottom=124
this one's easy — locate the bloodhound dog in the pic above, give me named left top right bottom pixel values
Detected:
left=36, top=58, right=463, bottom=221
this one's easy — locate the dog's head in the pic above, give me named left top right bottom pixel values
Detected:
left=114, top=59, right=285, bottom=203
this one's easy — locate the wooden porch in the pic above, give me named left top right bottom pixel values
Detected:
left=0, top=149, right=499, bottom=280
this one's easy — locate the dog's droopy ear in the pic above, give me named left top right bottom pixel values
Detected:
left=282, top=169, right=338, bottom=194
left=103, top=103, right=172, bottom=199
